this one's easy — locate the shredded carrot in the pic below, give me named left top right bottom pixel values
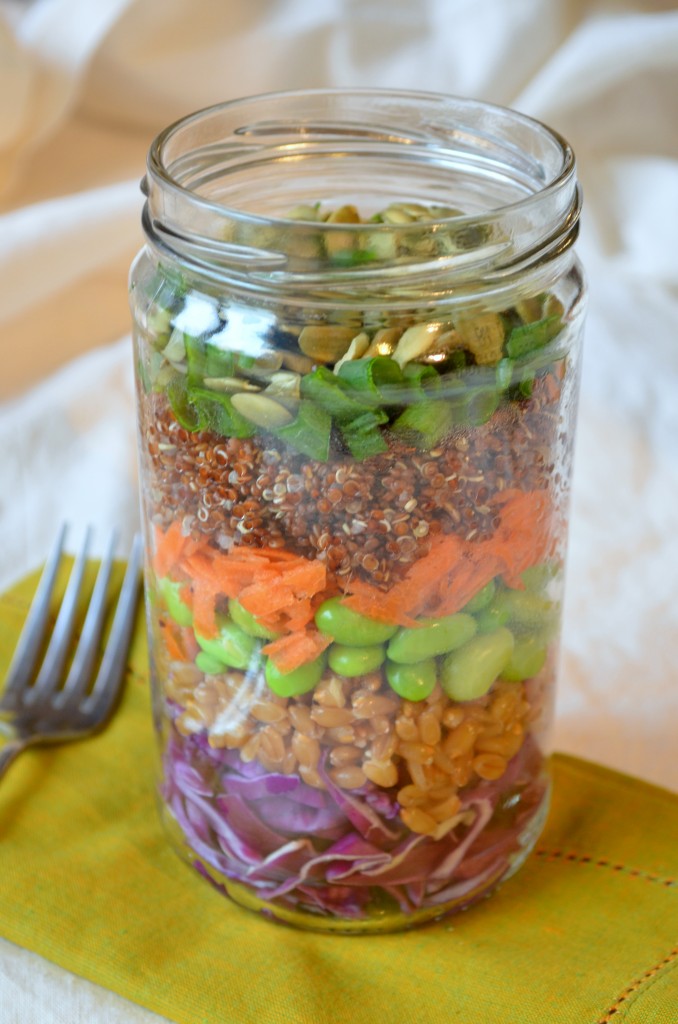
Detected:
left=234, top=546, right=300, bottom=562
left=488, top=489, right=552, bottom=586
left=338, top=489, right=553, bottom=621
left=338, top=579, right=419, bottom=628
left=239, top=561, right=326, bottom=618
left=279, top=598, right=315, bottom=632
left=154, top=522, right=189, bottom=578
left=387, top=533, right=465, bottom=618
left=160, top=620, right=185, bottom=662
left=191, top=581, right=219, bottom=639
left=157, top=486, right=554, bottom=669
left=261, top=630, right=332, bottom=674
left=422, top=547, right=506, bottom=618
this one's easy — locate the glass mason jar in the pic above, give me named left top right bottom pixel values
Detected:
left=130, top=89, right=585, bottom=933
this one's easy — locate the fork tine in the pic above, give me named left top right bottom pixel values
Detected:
left=83, top=533, right=143, bottom=720
left=55, top=530, right=119, bottom=708
left=2, top=524, right=68, bottom=700
left=27, top=526, right=93, bottom=702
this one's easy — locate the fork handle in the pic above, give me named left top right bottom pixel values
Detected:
left=0, top=739, right=29, bottom=781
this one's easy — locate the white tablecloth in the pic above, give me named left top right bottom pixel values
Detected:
left=1, top=1, right=677, bottom=1021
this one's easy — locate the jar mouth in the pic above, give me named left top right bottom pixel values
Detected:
left=143, top=88, right=580, bottom=291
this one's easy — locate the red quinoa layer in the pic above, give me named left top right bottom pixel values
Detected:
left=140, top=373, right=566, bottom=590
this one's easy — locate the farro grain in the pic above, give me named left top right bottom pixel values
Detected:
left=330, top=765, right=367, bottom=790
left=329, top=744, right=362, bottom=767
left=291, top=732, right=321, bottom=768
left=398, top=741, right=435, bottom=765
left=363, top=761, right=399, bottom=788
left=444, top=720, right=480, bottom=758
left=419, top=710, right=442, bottom=746
left=472, top=752, right=508, bottom=780
left=400, top=807, right=438, bottom=835
left=299, top=765, right=325, bottom=789
left=311, top=706, right=355, bottom=728
left=429, top=795, right=462, bottom=823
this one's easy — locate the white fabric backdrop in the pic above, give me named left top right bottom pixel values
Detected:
left=1, top=1, right=677, bottom=1021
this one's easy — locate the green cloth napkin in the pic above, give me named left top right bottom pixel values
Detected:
left=0, top=563, right=676, bottom=1024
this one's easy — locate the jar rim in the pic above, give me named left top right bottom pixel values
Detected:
left=142, top=87, right=580, bottom=292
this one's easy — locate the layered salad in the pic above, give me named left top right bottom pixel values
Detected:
left=133, top=201, right=580, bottom=930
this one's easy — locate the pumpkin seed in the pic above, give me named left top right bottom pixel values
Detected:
left=281, top=351, right=316, bottom=374
left=382, top=205, right=415, bottom=225
left=392, top=322, right=446, bottom=367
left=454, top=313, right=505, bottom=365
left=327, top=205, right=362, bottom=224
left=264, top=371, right=302, bottom=399
left=203, top=377, right=261, bottom=393
left=515, top=297, right=544, bottom=324
left=162, top=328, right=187, bottom=363
left=544, top=293, right=565, bottom=319
left=324, top=204, right=362, bottom=259
left=287, top=203, right=323, bottom=221
left=333, top=332, right=370, bottom=374
left=364, top=327, right=403, bottom=358
left=362, top=231, right=398, bottom=261
left=298, top=325, right=357, bottom=363
left=230, top=392, right=295, bottom=429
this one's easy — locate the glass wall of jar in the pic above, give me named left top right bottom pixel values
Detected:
left=130, top=89, right=586, bottom=933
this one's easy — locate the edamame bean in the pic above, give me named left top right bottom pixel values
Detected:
left=158, top=576, right=193, bottom=627
left=265, top=653, right=327, bottom=697
left=195, top=651, right=226, bottom=675
left=328, top=644, right=386, bottom=677
left=228, top=598, right=279, bottom=640
left=475, top=598, right=512, bottom=634
left=520, top=561, right=559, bottom=593
left=195, top=616, right=260, bottom=670
left=488, top=590, right=557, bottom=633
left=463, top=579, right=497, bottom=614
left=502, top=636, right=547, bottom=681
left=315, top=597, right=398, bottom=646
left=441, top=627, right=515, bottom=702
left=387, top=613, right=477, bottom=664
left=386, top=659, right=437, bottom=701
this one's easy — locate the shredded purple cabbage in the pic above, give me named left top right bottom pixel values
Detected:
left=161, top=720, right=547, bottom=921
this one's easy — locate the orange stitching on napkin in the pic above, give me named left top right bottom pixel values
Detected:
left=534, top=848, right=677, bottom=887
left=596, top=946, right=678, bottom=1022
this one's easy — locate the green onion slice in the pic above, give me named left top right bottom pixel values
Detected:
left=188, top=386, right=255, bottom=438
left=402, top=363, right=440, bottom=389
left=167, top=375, right=210, bottom=433
left=301, top=367, right=371, bottom=421
left=185, top=335, right=236, bottom=384
left=339, top=411, right=389, bottom=459
left=337, top=356, right=403, bottom=400
left=391, top=400, right=456, bottom=449
left=506, top=315, right=563, bottom=360
left=273, top=401, right=332, bottom=461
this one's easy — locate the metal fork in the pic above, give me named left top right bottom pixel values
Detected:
left=0, top=526, right=143, bottom=780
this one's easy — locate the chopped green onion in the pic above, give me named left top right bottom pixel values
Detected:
left=188, top=386, right=255, bottom=438
left=185, top=334, right=236, bottom=384
left=391, top=400, right=456, bottom=449
left=506, top=315, right=562, bottom=360
left=330, top=249, right=378, bottom=267
left=339, top=411, right=389, bottom=459
left=167, top=375, right=210, bottom=433
left=300, top=368, right=389, bottom=459
left=496, top=358, right=514, bottom=391
left=337, top=356, right=403, bottom=400
left=465, top=388, right=501, bottom=425
left=273, top=401, right=332, bottom=461
left=402, top=363, right=440, bottom=389
left=301, top=367, right=371, bottom=422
